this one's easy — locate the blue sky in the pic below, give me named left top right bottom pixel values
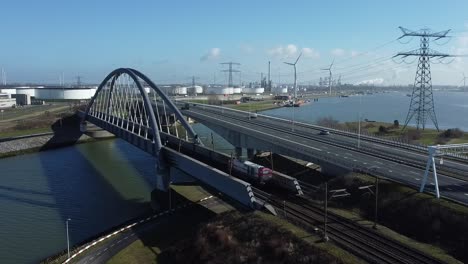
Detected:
left=0, top=0, right=467, bottom=85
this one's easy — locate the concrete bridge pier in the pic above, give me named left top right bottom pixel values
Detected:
left=155, top=166, right=170, bottom=192
left=235, top=147, right=242, bottom=159
left=247, top=148, right=255, bottom=159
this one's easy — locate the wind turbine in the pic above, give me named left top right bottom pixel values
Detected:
left=322, top=59, right=334, bottom=96
left=283, top=52, right=302, bottom=100
left=461, top=73, right=467, bottom=92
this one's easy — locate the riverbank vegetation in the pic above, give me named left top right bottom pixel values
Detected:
left=0, top=103, right=84, bottom=138
left=316, top=116, right=468, bottom=146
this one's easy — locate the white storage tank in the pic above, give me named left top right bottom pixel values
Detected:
left=194, top=85, right=203, bottom=94
left=35, top=87, right=96, bottom=99
left=233, top=87, right=242, bottom=94
left=15, top=87, right=36, bottom=97
left=0, top=88, right=16, bottom=95
left=253, top=87, right=264, bottom=94
left=173, top=86, right=187, bottom=95
left=272, top=87, right=288, bottom=94
left=205, top=86, right=233, bottom=95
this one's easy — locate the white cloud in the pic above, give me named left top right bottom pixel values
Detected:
left=355, top=78, right=384, bottom=85
left=268, top=44, right=319, bottom=59
left=331, top=48, right=345, bottom=57
left=350, top=50, right=360, bottom=57
left=240, top=44, right=254, bottom=54
left=200, top=48, right=221, bottom=61
left=268, top=44, right=298, bottom=58
left=302, top=47, right=320, bottom=58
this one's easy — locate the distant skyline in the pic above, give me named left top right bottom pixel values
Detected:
left=0, top=0, right=467, bottom=86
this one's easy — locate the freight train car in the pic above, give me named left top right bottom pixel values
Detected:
left=230, top=159, right=272, bottom=183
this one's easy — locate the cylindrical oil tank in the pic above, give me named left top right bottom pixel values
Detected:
left=35, top=88, right=96, bottom=99
left=174, top=87, right=187, bottom=95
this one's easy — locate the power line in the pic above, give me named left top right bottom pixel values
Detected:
left=395, top=26, right=454, bottom=131
left=220, top=62, right=240, bottom=87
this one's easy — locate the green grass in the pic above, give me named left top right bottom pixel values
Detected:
left=107, top=240, right=161, bottom=264
left=170, top=184, right=213, bottom=202
left=0, top=126, right=52, bottom=138
left=256, top=211, right=364, bottom=264
left=0, top=103, right=70, bottom=120
left=328, top=207, right=462, bottom=264
left=228, top=100, right=281, bottom=112
left=344, top=121, right=468, bottom=145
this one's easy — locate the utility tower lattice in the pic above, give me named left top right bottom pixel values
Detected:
left=220, top=62, right=240, bottom=87
left=395, top=27, right=453, bottom=131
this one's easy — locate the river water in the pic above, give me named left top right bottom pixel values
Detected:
left=264, top=91, right=468, bottom=131
left=1, top=91, right=467, bottom=264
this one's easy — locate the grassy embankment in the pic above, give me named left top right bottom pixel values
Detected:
left=329, top=174, right=465, bottom=263
left=253, top=154, right=465, bottom=263
left=106, top=184, right=361, bottom=264
left=0, top=103, right=77, bottom=138
left=339, top=120, right=468, bottom=145
left=187, top=98, right=282, bottom=112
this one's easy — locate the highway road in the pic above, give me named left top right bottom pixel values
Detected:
left=181, top=105, right=468, bottom=205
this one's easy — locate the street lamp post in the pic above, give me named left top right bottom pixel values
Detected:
left=66, top=218, right=71, bottom=258
left=292, top=104, right=295, bottom=132
left=358, top=95, right=362, bottom=148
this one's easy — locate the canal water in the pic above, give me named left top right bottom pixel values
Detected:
left=0, top=140, right=157, bottom=264
left=0, top=130, right=229, bottom=264
left=1, top=91, right=467, bottom=263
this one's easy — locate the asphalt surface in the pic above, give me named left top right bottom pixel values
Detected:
left=182, top=105, right=468, bottom=204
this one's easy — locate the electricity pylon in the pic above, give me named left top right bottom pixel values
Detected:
left=220, top=62, right=240, bottom=87
left=321, top=59, right=334, bottom=96
left=395, top=27, right=452, bottom=131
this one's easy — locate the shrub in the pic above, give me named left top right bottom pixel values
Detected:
left=316, top=116, right=339, bottom=128
left=378, top=125, right=388, bottom=134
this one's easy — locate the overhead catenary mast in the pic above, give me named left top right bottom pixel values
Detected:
left=394, top=26, right=453, bottom=131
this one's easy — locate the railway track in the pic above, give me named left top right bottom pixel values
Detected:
left=253, top=188, right=444, bottom=264
left=162, top=129, right=447, bottom=264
